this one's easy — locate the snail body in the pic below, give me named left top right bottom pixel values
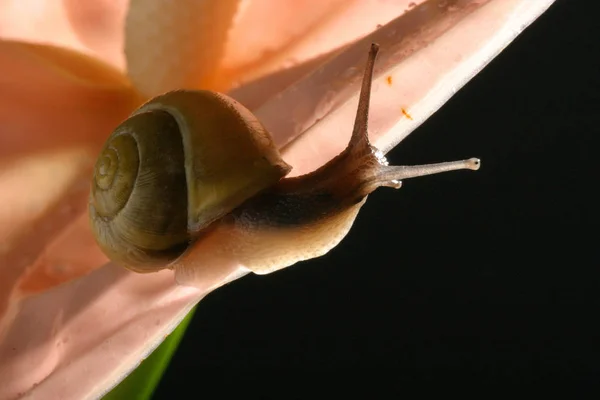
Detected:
left=89, top=44, right=480, bottom=283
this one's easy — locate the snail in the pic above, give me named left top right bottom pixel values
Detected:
left=89, top=43, right=480, bottom=284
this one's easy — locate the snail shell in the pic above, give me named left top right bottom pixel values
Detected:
left=89, top=90, right=290, bottom=272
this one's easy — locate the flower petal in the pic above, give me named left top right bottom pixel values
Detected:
left=0, top=40, right=139, bottom=328
left=124, top=0, right=417, bottom=97
left=0, top=265, right=244, bottom=400
left=125, top=0, right=243, bottom=96
left=249, top=0, right=557, bottom=176
left=0, top=1, right=555, bottom=398
left=0, top=0, right=128, bottom=69
left=224, top=0, right=424, bottom=104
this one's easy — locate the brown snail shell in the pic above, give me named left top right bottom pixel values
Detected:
left=89, top=90, right=290, bottom=272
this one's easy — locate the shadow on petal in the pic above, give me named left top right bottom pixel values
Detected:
left=0, top=264, right=205, bottom=400
left=0, top=40, right=140, bottom=329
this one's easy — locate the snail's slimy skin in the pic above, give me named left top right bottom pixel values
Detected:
left=174, top=199, right=366, bottom=284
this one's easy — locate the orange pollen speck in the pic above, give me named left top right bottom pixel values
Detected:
left=401, top=107, right=413, bottom=120
left=386, top=75, right=393, bottom=86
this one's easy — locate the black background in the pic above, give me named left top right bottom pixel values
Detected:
left=155, top=0, right=598, bottom=395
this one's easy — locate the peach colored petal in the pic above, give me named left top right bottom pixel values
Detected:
left=124, top=0, right=423, bottom=98
left=221, top=0, right=354, bottom=90
left=0, top=0, right=128, bottom=69
left=0, top=1, right=555, bottom=398
left=125, top=0, right=243, bottom=96
left=250, top=0, right=556, bottom=177
left=223, top=0, right=426, bottom=97
left=0, top=265, right=209, bottom=400
left=0, top=40, right=140, bottom=327
left=16, top=214, right=109, bottom=296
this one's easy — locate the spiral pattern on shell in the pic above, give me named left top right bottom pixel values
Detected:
left=89, top=110, right=190, bottom=272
